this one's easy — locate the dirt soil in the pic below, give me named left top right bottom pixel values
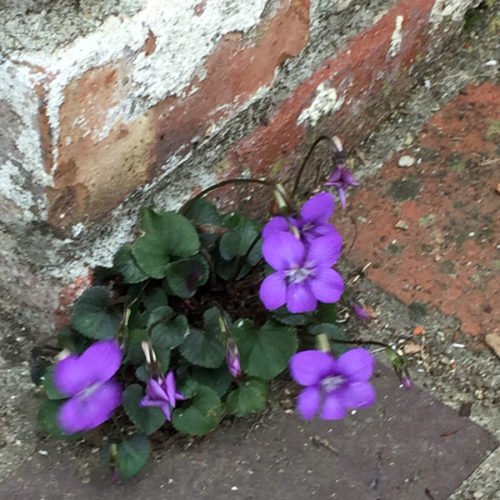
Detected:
left=0, top=2, right=499, bottom=499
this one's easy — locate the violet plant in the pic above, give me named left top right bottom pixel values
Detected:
left=36, top=135, right=410, bottom=481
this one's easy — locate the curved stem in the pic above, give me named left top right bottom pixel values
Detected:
left=180, top=178, right=276, bottom=216
left=344, top=215, right=359, bottom=258
left=232, top=232, right=262, bottom=280
left=292, top=135, right=336, bottom=196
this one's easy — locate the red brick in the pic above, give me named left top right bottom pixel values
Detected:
left=229, top=0, right=435, bottom=175
left=152, top=0, right=310, bottom=178
left=335, top=83, right=500, bottom=337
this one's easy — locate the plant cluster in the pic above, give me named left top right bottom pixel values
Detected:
left=36, top=136, right=410, bottom=480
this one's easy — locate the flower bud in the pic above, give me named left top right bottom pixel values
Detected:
left=226, top=338, right=241, bottom=378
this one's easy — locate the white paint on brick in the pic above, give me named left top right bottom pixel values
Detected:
left=15, top=0, right=268, bottom=172
left=0, top=161, right=35, bottom=213
left=298, top=82, right=344, bottom=127
left=430, top=0, right=479, bottom=25
left=0, top=60, right=51, bottom=219
left=389, top=15, right=404, bottom=58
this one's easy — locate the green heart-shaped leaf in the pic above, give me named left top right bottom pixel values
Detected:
left=71, top=286, right=122, bottom=339
left=165, top=255, right=209, bottom=298
left=122, top=384, right=166, bottom=435
left=148, top=306, right=187, bottom=351
left=232, top=319, right=297, bottom=379
left=117, top=433, right=151, bottom=480
left=132, top=209, right=200, bottom=278
left=113, top=244, right=148, bottom=284
left=191, top=365, right=232, bottom=397
left=172, top=386, right=221, bottom=436
left=219, top=214, right=260, bottom=260
left=179, top=308, right=225, bottom=368
left=226, top=378, right=268, bottom=417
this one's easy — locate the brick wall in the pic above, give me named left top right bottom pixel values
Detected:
left=0, top=0, right=479, bottom=334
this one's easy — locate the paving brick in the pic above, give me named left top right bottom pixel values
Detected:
left=335, top=82, right=500, bottom=337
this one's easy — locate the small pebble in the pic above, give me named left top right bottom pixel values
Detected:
left=398, top=155, right=416, bottom=167
left=395, top=220, right=409, bottom=230
left=473, top=491, right=484, bottom=499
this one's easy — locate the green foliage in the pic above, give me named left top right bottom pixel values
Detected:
left=42, top=366, right=66, bottom=400
left=184, top=198, right=222, bottom=246
left=165, top=255, right=209, bottom=298
left=71, top=286, right=122, bottom=339
left=132, top=208, right=200, bottom=278
left=122, top=384, right=166, bottom=435
left=57, top=326, right=90, bottom=353
left=38, top=399, right=79, bottom=440
left=37, top=180, right=362, bottom=483
left=148, top=306, right=187, bottom=351
left=233, top=319, right=297, bottom=379
left=113, top=244, right=148, bottom=284
left=116, top=433, right=151, bottom=480
left=179, top=308, right=225, bottom=368
left=172, top=386, right=222, bottom=436
left=191, top=365, right=232, bottom=397
left=226, top=379, right=268, bottom=417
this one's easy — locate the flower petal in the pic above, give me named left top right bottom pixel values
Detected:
left=336, top=348, right=375, bottom=382
left=147, top=378, right=168, bottom=402
left=80, top=339, right=122, bottom=381
left=309, top=267, right=344, bottom=303
left=337, top=381, right=376, bottom=409
left=164, top=371, right=177, bottom=405
left=302, top=222, right=338, bottom=242
left=262, top=216, right=299, bottom=239
left=160, top=403, right=172, bottom=421
left=289, top=350, right=336, bottom=386
left=325, top=167, right=341, bottom=186
left=262, top=232, right=304, bottom=271
left=296, top=386, right=321, bottom=419
left=320, top=393, right=347, bottom=420
left=259, top=273, right=287, bottom=310
left=286, top=281, right=317, bottom=313
left=307, top=233, right=342, bottom=267
left=338, top=187, right=347, bottom=210
left=53, top=354, right=91, bottom=396
left=351, top=303, right=371, bottom=321
left=301, top=192, right=334, bottom=223
left=55, top=340, right=122, bottom=396
left=57, top=380, right=122, bottom=434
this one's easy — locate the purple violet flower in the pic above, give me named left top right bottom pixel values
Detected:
left=259, top=231, right=344, bottom=313
left=325, top=165, right=359, bottom=210
left=226, top=339, right=242, bottom=378
left=289, top=348, right=376, bottom=420
left=351, top=302, right=371, bottom=321
left=139, top=371, right=184, bottom=421
left=54, top=339, right=123, bottom=434
left=262, top=192, right=338, bottom=243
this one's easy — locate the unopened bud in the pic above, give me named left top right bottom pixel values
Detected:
left=226, top=338, right=241, bottom=378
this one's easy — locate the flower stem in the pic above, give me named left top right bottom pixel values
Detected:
left=292, top=135, right=335, bottom=196
left=316, top=333, right=331, bottom=353
left=180, top=178, right=276, bottom=216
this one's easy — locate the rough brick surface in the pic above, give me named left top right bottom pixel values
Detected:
left=0, top=0, right=480, bottom=332
left=335, top=83, right=500, bottom=338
